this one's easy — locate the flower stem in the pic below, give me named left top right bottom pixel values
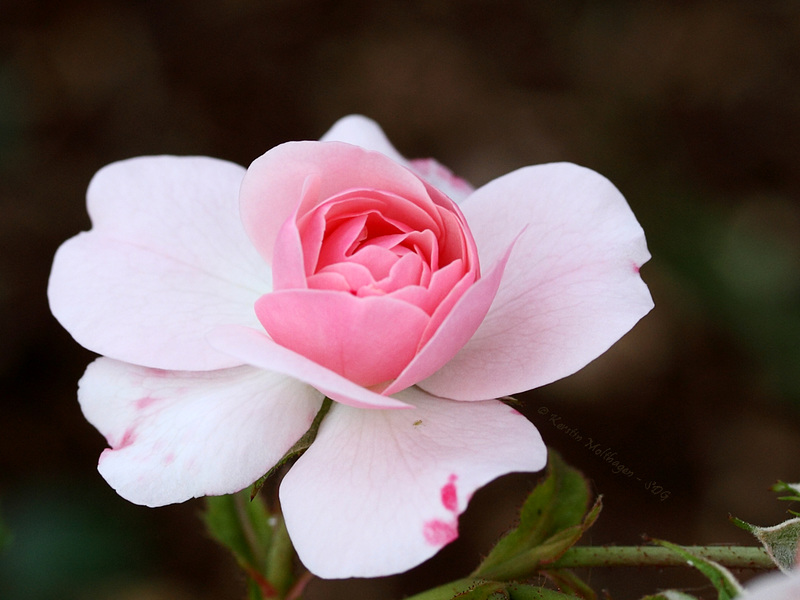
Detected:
left=548, top=545, right=774, bottom=569
left=284, top=571, right=314, bottom=600
left=404, top=545, right=774, bottom=600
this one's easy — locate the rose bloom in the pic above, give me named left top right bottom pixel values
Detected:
left=48, top=115, right=653, bottom=578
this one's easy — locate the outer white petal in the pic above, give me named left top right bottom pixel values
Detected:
left=48, top=156, right=268, bottom=371
left=320, top=115, right=474, bottom=202
left=80, top=358, right=323, bottom=507
left=279, top=387, right=546, bottom=578
left=421, top=162, right=654, bottom=400
left=319, top=115, right=409, bottom=165
left=744, top=568, right=800, bottom=599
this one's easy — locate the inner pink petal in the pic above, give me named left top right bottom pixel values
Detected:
left=420, top=269, right=474, bottom=347
left=383, top=239, right=515, bottom=397
left=346, top=244, right=398, bottom=281
left=255, top=290, right=430, bottom=387
left=314, top=215, right=368, bottom=271
left=421, top=260, right=466, bottom=315
left=374, top=252, right=425, bottom=294
left=436, top=206, right=472, bottom=268
left=385, top=284, right=429, bottom=308
left=311, top=262, right=374, bottom=291
left=361, top=231, right=412, bottom=251
left=316, top=189, right=441, bottom=236
left=306, top=270, right=352, bottom=292
left=402, top=229, right=438, bottom=272
left=271, top=205, right=309, bottom=291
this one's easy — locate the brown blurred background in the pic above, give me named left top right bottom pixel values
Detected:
left=1, top=1, right=799, bottom=599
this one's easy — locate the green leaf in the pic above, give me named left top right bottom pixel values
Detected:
left=481, top=497, right=601, bottom=581
left=473, top=450, right=600, bottom=581
left=265, top=513, right=294, bottom=596
left=203, top=492, right=264, bottom=569
left=250, top=398, right=332, bottom=499
left=248, top=579, right=266, bottom=600
left=202, top=490, right=292, bottom=598
left=730, top=515, right=800, bottom=572
left=651, top=540, right=743, bottom=600
left=544, top=569, right=596, bottom=600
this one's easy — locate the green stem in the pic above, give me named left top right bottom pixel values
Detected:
left=404, top=545, right=774, bottom=600
left=285, top=571, right=314, bottom=600
left=234, top=492, right=267, bottom=569
left=266, top=513, right=295, bottom=597
left=548, top=545, right=773, bottom=569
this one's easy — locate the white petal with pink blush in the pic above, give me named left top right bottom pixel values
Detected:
left=742, top=567, right=800, bottom=599
left=48, top=156, right=268, bottom=371
left=421, top=161, right=653, bottom=400
left=279, top=387, right=545, bottom=578
left=48, top=114, right=653, bottom=578
left=79, top=358, right=324, bottom=506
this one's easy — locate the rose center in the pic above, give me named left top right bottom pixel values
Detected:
left=299, top=190, right=449, bottom=300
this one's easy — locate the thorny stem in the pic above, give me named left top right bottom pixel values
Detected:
left=404, top=545, right=774, bottom=600
left=549, top=545, right=774, bottom=569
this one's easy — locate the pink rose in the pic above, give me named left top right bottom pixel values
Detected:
left=244, top=138, right=484, bottom=391
left=48, top=115, right=653, bottom=578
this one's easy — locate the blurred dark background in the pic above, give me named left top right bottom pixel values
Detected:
left=1, top=1, right=799, bottom=599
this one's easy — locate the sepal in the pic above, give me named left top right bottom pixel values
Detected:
left=730, top=480, right=800, bottom=573
left=473, top=450, right=601, bottom=581
left=250, top=398, right=332, bottom=499
left=730, top=516, right=800, bottom=573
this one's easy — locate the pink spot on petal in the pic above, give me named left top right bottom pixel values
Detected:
left=135, top=396, right=157, bottom=410
left=441, top=474, right=458, bottom=513
left=632, top=262, right=641, bottom=274
left=115, top=428, right=136, bottom=449
left=163, top=453, right=175, bottom=465
left=409, top=158, right=473, bottom=194
left=423, top=519, right=458, bottom=546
